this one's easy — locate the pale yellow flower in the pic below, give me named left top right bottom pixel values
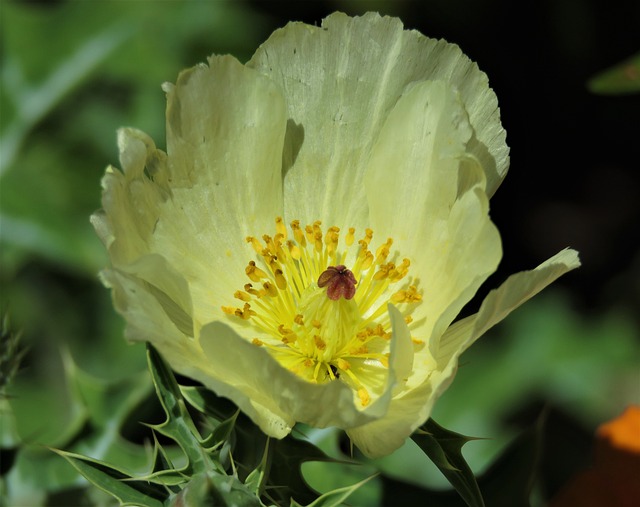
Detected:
left=92, top=13, right=580, bottom=458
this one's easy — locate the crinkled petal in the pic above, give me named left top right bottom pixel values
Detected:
left=91, top=128, right=170, bottom=267
left=145, top=57, right=288, bottom=324
left=248, top=12, right=508, bottom=234
left=366, top=80, right=502, bottom=348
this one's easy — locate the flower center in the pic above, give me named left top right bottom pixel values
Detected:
left=222, top=218, right=422, bottom=406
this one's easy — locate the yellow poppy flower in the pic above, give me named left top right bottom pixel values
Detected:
left=92, top=12, right=580, bottom=458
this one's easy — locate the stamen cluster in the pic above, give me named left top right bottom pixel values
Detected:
left=222, top=218, right=422, bottom=406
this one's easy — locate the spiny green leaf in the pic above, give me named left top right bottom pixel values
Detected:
left=412, top=418, right=484, bottom=507
left=181, top=385, right=237, bottom=423
left=132, top=469, right=188, bottom=488
left=266, top=434, right=337, bottom=506
left=201, top=410, right=239, bottom=451
left=166, top=471, right=261, bottom=507
left=146, top=344, right=219, bottom=475
left=52, top=449, right=167, bottom=507
left=244, top=438, right=270, bottom=496
left=150, top=432, right=175, bottom=474
left=291, top=474, right=377, bottom=507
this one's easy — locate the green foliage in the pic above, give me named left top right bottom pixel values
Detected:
left=49, top=345, right=372, bottom=507
left=381, top=414, right=546, bottom=507
left=0, top=312, right=26, bottom=394
left=411, top=419, right=484, bottom=507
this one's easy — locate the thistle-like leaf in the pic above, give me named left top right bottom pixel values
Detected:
left=146, top=344, right=221, bottom=475
left=52, top=449, right=167, bottom=507
left=411, top=418, right=485, bottom=507
left=166, top=471, right=262, bottom=507
left=266, top=434, right=339, bottom=506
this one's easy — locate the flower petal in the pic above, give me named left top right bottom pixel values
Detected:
left=347, top=304, right=440, bottom=458
left=197, top=321, right=395, bottom=436
left=365, top=80, right=502, bottom=347
left=248, top=12, right=508, bottom=232
left=91, top=128, right=170, bottom=266
left=140, top=56, right=288, bottom=323
left=436, top=248, right=581, bottom=363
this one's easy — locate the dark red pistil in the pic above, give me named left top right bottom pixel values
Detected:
left=317, top=265, right=357, bottom=300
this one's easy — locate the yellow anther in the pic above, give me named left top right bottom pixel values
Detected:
left=246, top=236, right=263, bottom=254
left=345, top=227, right=355, bottom=246
left=234, top=290, right=251, bottom=302
left=325, top=226, right=340, bottom=254
left=312, top=320, right=322, bottom=328
left=291, top=220, right=306, bottom=247
left=314, top=335, right=326, bottom=350
left=278, top=324, right=293, bottom=335
left=337, top=358, right=351, bottom=370
left=358, top=387, right=371, bottom=406
left=390, top=258, right=410, bottom=281
left=262, top=234, right=278, bottom=255
left=361, top=250, right=374, bottom=270
left=274, top=269, right=287, bottom=289
left=273, top=233, right=286, bottom=258
left=304, top=224, right=314, bottom=243
left=404, top=315, right=414, bottom=324
left=304, top=358, right=314, bottom=368
left=235, top=303, right=255, bottom=320
left=252, top=338, right=264, bottom=346
left=275, top=216, right=287, bottom=238
left=356, top=330, right=369, bottom=341
left=244, top=283, right=257, bottom=296
left=412, top=337, right=424, bottom=345
left=222, top=306, right=236, bottom=315
left=267, top=255, right=281, bottom=273
left=375, top=239, right=393, bottom=262
left=363, top=229, right=373, bottom=245
left=281, top=333, right=297, bottom=344
left=246, top=261, right=268, bottom=281
left=371, top=324, right=385, bottom=336
left=313, top=231, right=323, bottom=252
left=391, top=285, right=422, bottom=303
left=373, top=262, right=394, bottom=280
left=351, top=345, right=369, bottom=355
left=287, top=240, right=301, bottom=260
left=262, top=281, right=278, bottom=297
left=294, top=314, right=304, bottom=325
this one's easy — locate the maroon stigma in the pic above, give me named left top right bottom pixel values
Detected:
left=317, top=265, right=357, bottom=301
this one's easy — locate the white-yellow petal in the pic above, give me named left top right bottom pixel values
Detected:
left=437, top=248, right=582, bottom=362
left=248, top=12, right=508, bottom=233
left=366, top=80, right=502, bottom=348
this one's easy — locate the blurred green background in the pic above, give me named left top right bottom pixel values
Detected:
left=1, top=0, right=638, bottom=506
